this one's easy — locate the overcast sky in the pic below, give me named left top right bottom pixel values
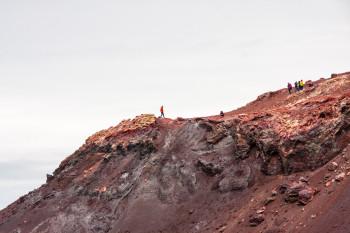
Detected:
left=0, top=0, right=349, bottom=209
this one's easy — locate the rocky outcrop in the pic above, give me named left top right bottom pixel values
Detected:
left=1, top=73, right=350, bottom=233
left=283, top=181, right=317, bottom=205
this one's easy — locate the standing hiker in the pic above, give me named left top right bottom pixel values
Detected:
left=160, top=105, right=165, bottom=118
left=294, top=81, right=299, bottom=92
left=287, top=82, right=293, bottom=94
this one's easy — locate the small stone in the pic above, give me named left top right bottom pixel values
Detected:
left=103, top=153, right=115, bottom=162
left=256, top=207, right=266, bottom=214
left=347, top=172, right=350, bottom=176
left=264, top=196, right=277, bottom=206
left=271, top=190, right=278, bottom=196
left=311, top=214, right=317, bottom=219
left=299, top=176, right=309, bottom=183
left=249, top=214, right=265, bottom=227
left=176, top=117, right=186, bottom=121
left=196, top=158, right=223, bottom=176
left=299, top=187, right=316, bottom=205
left=325, top=181, right=332, bottom=187
left=278, top=184, right=289, bottom=194
left=46, top=174, right=54, bottom=182
left=335, top=172, right=345, bottom=182
left=328, top=162, right=338, bottom=171
left=218, top=225, right=227, bottom=233
left=284, top=182, right=304, bottom=203
left=120, top=172, right=129, bottom=179
left=324, top=173, right=331, bottom=181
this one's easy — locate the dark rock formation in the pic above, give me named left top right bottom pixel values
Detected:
left=1, top=73, right=350, bottom=233
left=249, top=213, right=265, bottom=227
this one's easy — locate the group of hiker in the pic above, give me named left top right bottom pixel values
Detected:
left=287, top=80, right=305, bottom=94
left=160, top=80, right=307, bottom=118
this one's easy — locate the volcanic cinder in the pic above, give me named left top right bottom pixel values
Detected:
left=1, top=72, right=350, bottom=233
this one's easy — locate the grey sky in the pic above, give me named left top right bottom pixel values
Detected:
left=1, top=0, right=349, bottom=209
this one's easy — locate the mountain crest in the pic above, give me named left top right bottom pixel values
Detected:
left=1, top=72, right=350, bottom=233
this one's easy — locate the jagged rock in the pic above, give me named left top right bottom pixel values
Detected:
left=335, top=172, right=346, bottom=182
left=126, top=140, right=156, bottom=159
left=340, top=101, right=350, bottom=114
left=2, top=73, right=350, bottom=233
left=115, top=144, right=126, bottom=156
left=217, top=225, right=227, bottom=233
left=233, top=134, right=250, bottom=159
left=206, top=124, right=228, bottom=144
left=271, top=189, right=278, bottom=196
left=46, top=174, right=54, bottom=183
left=328, top=162, right=338, bottom=171
left=284, top=181, right=316, bottom=205
left=299, top=176, right=309, bottom=183
left=257, top=91, right=276, bottom=101
left=264, top=196, right=277, bottom=206
left=249, top=213, right=265, bottom=227
left=325, top=181, right=332, bottom=187
left=284, top=187, right=300, bottom=203
left=278, top=184, right=289, bottom=194
left=298, top=187, right=316, bottom=205
left=176, top=117, right=186, bottom=121
left=196, top=158, right=223, bottom=176
left=218, top=165, right=252, bottom=192
left=262, top=157, right=284, bottom=175
left=103, top=153, right=113, bottom=162
left=198, top=120, right=214, bottom=131
left=324, top=173, right=331, bottom=181
left=256, top=207, right=266, bottom=214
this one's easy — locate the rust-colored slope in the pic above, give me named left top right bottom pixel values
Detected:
left=1, top=72, right=350, bottom=233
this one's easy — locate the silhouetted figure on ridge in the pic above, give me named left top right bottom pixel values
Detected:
left=160, top=105, right=165, bottom=118
left=287, top=82, right=293, bottom=94
left=295, top=81, right=299, bottom=92
left=299, top=80, right=305, bottom=90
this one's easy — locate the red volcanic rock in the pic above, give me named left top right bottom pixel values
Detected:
left=328, top=161, right=339, bottom=171
left=298, top=186, right=317, bottom=205
left=1, top=73, right=350, bottom=233
left=249, top=213, right=265, bottom=227
left=335, top=172, right=346, bottom=182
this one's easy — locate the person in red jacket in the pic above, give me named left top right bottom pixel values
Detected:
left=160, top=105, right=165, bottom=118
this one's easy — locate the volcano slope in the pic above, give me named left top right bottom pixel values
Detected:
left=1, top=73, right=350, bottom=233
